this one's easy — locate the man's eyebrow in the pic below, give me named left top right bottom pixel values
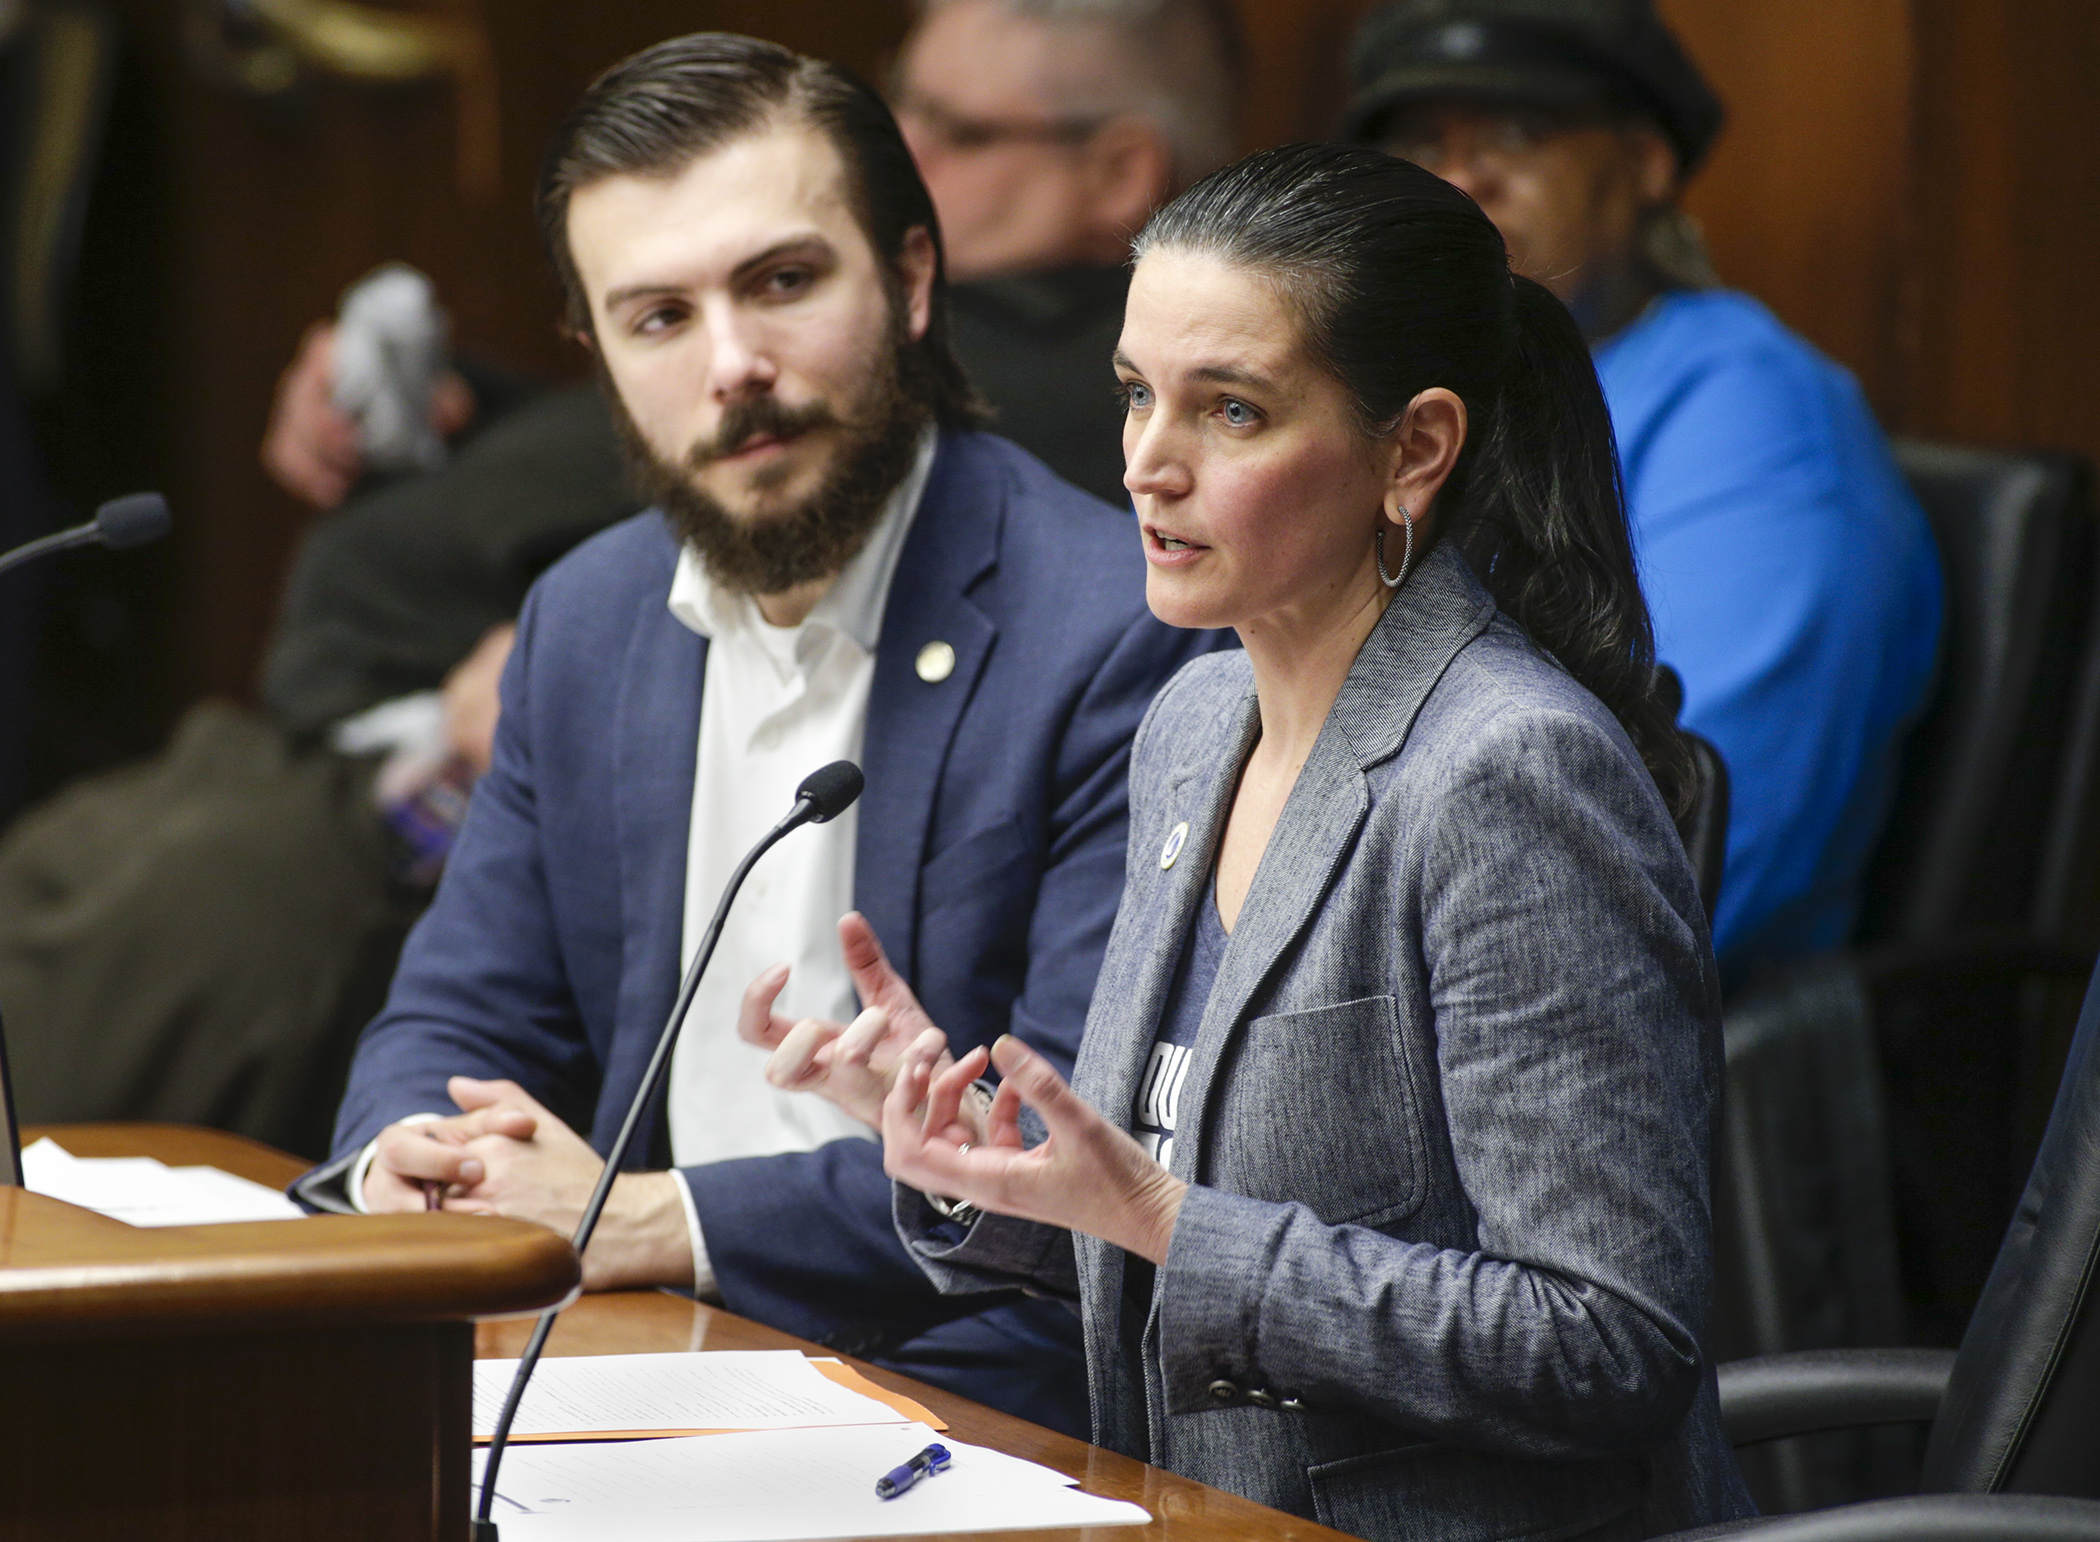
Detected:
left=601, top=281, right=684, bottom=311
left=728, top=233, right=834, bottom=285
left=599, top=235, right=835, bottom=311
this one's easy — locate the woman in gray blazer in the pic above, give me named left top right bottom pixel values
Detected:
left=743, top=144, right=1756, bottom=1541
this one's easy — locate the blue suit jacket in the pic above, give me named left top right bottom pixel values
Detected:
left=324, top=431, right=1218, bottom=1359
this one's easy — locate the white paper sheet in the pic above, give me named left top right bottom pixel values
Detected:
left=20, top=1138, right=303, bottom=1226
left=474, top=1352, right=915, bottom=1438
left=472, top=1421, right=1150, bottom=1540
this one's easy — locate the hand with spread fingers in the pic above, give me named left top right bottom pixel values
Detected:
left=883, top=1030, right=1188, bottom=1266
left=737, top=911, right=956, bottom=1127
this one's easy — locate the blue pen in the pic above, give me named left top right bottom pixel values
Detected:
left=875, top=1442, right=952, bottom=1500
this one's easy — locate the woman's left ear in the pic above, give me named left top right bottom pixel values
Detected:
left=1387, top=388, right=1467, bottom=527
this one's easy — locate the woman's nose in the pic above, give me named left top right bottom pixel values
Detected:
left=1123, top=420, right=1190, bottom=501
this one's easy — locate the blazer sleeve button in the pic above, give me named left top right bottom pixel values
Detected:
left=1247, top=1388, right=1279, bottom=1408
left=1206, top=1379, right=1240, bottom=1403
left=1279, top=1397, right=1307, bottom=1412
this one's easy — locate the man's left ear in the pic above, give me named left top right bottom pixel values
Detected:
left=897, top=226, right=938, bottom=343
left=1634, top=126, right=1681, bottom=205
left=1084, top=117, right=1174, bottom=243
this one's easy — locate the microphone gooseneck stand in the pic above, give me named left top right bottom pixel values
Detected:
left=474, top=760, right=865, bottom=1541
left=0, top=491, right=172, bottom=579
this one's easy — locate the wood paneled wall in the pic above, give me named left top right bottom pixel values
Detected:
left=55, top=0, right=2100, bottom=719
left=1226, top=0, right=2099, bottom=468
left=1665, top=0, right=1917, bottom=416
left=1908, top=0, right=2100, bottom=463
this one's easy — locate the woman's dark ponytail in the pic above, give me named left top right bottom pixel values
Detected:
left=1456, top=276, right=1694, bottom=816
left=1136, top=144, right=1695, bottom=819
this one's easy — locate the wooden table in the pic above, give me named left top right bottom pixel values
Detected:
left=33, top=1124, right=1351, bottom=1542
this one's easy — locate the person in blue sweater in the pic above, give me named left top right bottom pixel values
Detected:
left=1346, top=0, right=1941, bottom=983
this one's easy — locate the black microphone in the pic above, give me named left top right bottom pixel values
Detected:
left=0, top=492, right=172, bottom=580
left=474, top=759, right=865, bottom=1540
left=795, top=759, right=864, bottom=824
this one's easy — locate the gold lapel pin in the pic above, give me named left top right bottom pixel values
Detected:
left=1160, top=820, right=1189, bottom=870
left=915, top=640, right=956, bottom=683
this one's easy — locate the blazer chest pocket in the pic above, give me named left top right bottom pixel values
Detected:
left=1205, top=994, right=1426, bottom=1228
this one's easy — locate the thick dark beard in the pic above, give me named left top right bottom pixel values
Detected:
left=609, top=327, right=932, bottom=599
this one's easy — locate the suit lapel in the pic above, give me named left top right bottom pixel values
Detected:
left=855, top=435, right=1001, bottom=981
left=1165, top=546, right=1499, bottom=1183
left=609, top=579, right=707, bottom=1164
left=1074, top=690, right=1258, bottom=1126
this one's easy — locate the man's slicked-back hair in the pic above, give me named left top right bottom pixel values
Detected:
left=536, top=32, right=985, bottom=428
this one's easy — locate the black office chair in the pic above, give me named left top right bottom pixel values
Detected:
left=1713, top=961, right=1902, bottom=1365
left=1682, top=734, right=1729, bottom=927
left=1857, top=444, right=2100, bottom=1347
left=1665, top=960, right=2100, bottom=1539
left=1857, top=441, right=2095, bottom=945
left=1708, top=442, right=2100, bottom=1505
left=1657, top=664, right=1730, bottom=926
left=1711, top=955, right=1908, bottom=1512
left=1654, top=966, right=2100, bottom=1542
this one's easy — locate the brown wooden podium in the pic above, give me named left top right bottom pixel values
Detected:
left=0, top=1125, right=579, bottom=1542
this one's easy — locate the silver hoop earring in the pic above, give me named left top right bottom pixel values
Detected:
left=1375, top=508, right=1413, bottom=589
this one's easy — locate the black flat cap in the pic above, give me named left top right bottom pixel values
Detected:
left=1344, top=0, right=1725, bottom=174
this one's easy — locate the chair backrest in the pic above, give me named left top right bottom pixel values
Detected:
left=1655, top=664, right=1730, bottom=925
left=1682, top=732, right=1729, bottom=928
left=1712, top=956, right=1905, bottom=1366
left=1856, top=442, right=2092, bottom=944
left=1923, top=957, right=2100, bottom=1497
left=2032, top=511, right=2100, bottom=938
left=1711, top=957, right=1912, bottom=1513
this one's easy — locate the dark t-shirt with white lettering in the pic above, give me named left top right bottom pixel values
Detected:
left=1130, top=895, right=1228, bottom=1167
left=1122, top=891, right=1229, bottom=1371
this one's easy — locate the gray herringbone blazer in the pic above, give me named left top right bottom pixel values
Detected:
left=900, top=546, right=1757, bottom=1541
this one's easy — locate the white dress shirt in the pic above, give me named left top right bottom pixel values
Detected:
left=351, top=432, right=937, bottom=1301
left=661, top=433, right=935, bottom=1288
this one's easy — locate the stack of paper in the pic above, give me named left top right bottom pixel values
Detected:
left=473, top=1420, right=1151, bottom=1540
left=472, top=1351, right=942, bottom=1442
left=20, top=1138, right=303, bottom=1226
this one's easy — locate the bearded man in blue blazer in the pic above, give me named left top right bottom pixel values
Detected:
left=295, top=35, right=1211, bottom=1434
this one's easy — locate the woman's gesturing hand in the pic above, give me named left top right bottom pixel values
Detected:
left=883, top=1031, right=1188, bottom=1265
left=736, top=912, right=952, bottom=1127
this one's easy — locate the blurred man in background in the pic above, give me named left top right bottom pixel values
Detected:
left=1345, top=0, right=1942, bottom=983
left=0, top=0, right=1240, bottom=1154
